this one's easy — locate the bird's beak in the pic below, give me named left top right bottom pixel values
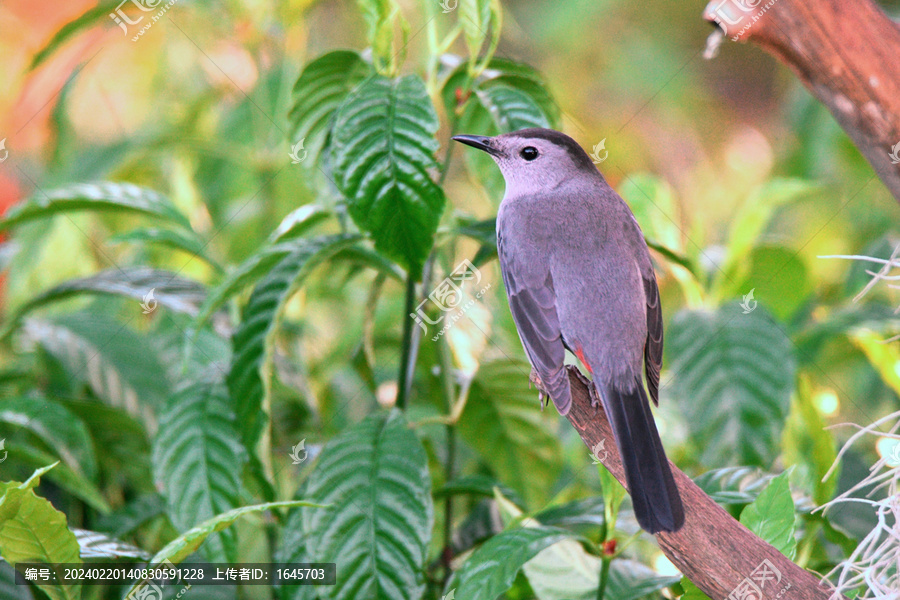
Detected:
left=452, top=134, right=499, bottom=156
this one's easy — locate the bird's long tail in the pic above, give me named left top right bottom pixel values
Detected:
left=597, top=378, right=684, bottom=533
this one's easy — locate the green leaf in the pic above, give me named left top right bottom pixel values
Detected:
left=4, top=268, right=208, bottom=336
left=110, top=227, right=220, bottom=270
left=73, top=529, right=150, bottom=560
left=714, top=179, right=818, bottom=300
left=28, top=1, right=119, bottom=71
left=451, top=527, right=573, bottom=600
left=782, top=377, right=838, bottom=504
left=435, top=475, right=523, bottom=506
left=598, top=466, right=627, bottom=532
left=617, top=174, right=683, bottom=254
left=298, top=410, right=433, bottom=600
left=289, top=52, right=373, bottom=164
left=226, top=234, right=360, bottom=451
left=476, top=84, right=550, bottom=132
left=694, top=466, right=776, bottom=506
left=680, top=577, right=712, bottom=600
left=152, top=377, right=247, bottom=562
left=458, top=359, right=564, bottom=508
left=96, top=494, right=166, bottom=539
left=0, top=182, right=191, bottom=233
left=0, top=560, right=32, bottom=600
left=331, top=75, right=446, bottom=279
left=150, top=501, right=317, bottom=566
left=739, top=472, right=796, bottom=559
left=6, top=443, right=109, bottom=513
left=0, top=396, right=97, bottom=480
left=736, top=245, right=811, bottom=321
left=0, top=466, right=81, bottom=600
left=23, top=313, right=172, bottom=424
left=481, top=58, right=560, bottom=126
left=459, top=0, right=502, bottom=74
left=355, top=0, right=409, bottom=74
left=269, top=204, right=332, bottom=243
left=123, top=501, right=318, bottom=598
left=668, top=304, right=795, bottom=467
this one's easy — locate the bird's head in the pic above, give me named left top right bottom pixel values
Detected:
left=452, top=128, right=600, bottom=196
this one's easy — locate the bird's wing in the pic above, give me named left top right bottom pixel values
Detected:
left=498, top=234, right=572, bottom=414
left=643, top=272, right=663, bottom=405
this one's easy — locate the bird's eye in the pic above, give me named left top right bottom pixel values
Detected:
left=520, top=146, right=539, bottom=161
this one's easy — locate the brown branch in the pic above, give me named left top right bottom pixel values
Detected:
left=702, top=0, right=900, bottom=202
left=561, top=368, right=838, bottom=600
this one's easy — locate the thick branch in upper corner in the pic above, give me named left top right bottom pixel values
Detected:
left=702, top=0, right=900, bottom=203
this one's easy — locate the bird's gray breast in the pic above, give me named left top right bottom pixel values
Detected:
left=498, top=187, right=647, bottom=383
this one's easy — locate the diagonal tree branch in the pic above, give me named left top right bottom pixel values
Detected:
left=702, top=0, right=900, bottom=203
left=561, top=367, right=840, bottom=600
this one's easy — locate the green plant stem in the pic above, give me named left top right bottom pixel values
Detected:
left=396, top=272, right=418, bottom=410
left=437, top=334, right=457, bottom=583
left=596, top=554, right=612, bottom=600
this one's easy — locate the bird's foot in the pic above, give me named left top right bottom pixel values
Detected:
left=565, top=365, right=600, bottom=409
left=529, top=368, right=550, bottom=410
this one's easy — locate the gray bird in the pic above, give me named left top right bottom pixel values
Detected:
left=453, top=128, right=684, bottom=533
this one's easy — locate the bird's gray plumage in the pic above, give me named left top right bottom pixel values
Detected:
left=454, top=128, right=683, bottom=533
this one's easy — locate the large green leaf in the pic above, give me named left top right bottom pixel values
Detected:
left=226, top=234, right=359, bottom=451
left=0, top=182, right=191, bottom=233
left=668, top=304, right=794, bottom=467
left=23, top=313, right=171, bottom=425
left=481, top=58, right=560, bottom=125
left=0, top=465, right=81, bottom=600
left=0, top=396, right=97, bottom=480
left=4, top=268, right=207, bottom=336
left=110, top=228, right=220, bottom=270
left=152, top=377, right=246, bottom=562
left=296, top=410, right=433, bottom=600
left=451, top=527, right=573, bottom=600
left=476, top=84, right=550, bottom=132
left=739, top=472, right=797, bottom=560
left=288, top=51, right=373, bottom=163
left=457, top=359, right=564, bottom=508
left=331, top=75, right=445, bottom=279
